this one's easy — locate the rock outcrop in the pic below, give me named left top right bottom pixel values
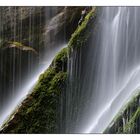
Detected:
left=0, top=6, right=84, bottom=116
left=104, top=91, right=140, bottom=134
left=0, top=7, right=97, bottom=134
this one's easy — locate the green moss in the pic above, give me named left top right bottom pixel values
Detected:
left=0, top=43, right=68, bottom=133
left=10, top=41, right=23, bottom=47
left=104, top=91, right=140, bottom=134
left=1, top=67, right=67, bottom=133
left=68, top=8, right=96, bottom=49
left=54, top=48, right=68, bottom=63
left=123, top=107, right=140, bottom=133
left=48, top=72, right=67, bottom=95
left=0, top=7, right=96, bottom=134
left=52, top=47, right=68, bottom=71
left=32, top=67, right=57, bottom=95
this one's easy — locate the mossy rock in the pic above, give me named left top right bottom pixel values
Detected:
left=0, top=47, right=68, bottom=133
left=104, top=91, right=140, bottom=134
left=68, top=8, right=96, bottom=50
left=0, top=7, right=97, bottom=134
left=52, top=47, right=68, bottom=72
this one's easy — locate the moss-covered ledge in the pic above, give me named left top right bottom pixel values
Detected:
left=104, top=91, right=140, bottom=134
left=0, top=7, right=97, bottom=134
left=68, top=7, right=96, bottom=50
left=0, top=47, right=68, bottom=134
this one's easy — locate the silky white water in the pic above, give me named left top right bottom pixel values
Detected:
left=65, top=7, right=140, bottom=133
left=0, top=44, right=66, bottom=128
left=1, top=7, right=140, bottom=133
left=84, top=7, right=140, bottom=133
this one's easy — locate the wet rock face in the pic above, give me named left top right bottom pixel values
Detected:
left=0, top=48, right=68, bottom=134
left=0, top=7, right=44, bottom=48
left=0, top=7, right=83, bottom=118
left=0, top=7, right=83, bottom=50
left=43, top=7, right=84, bottom=46
left=104, top=93, right=140, bottom=134
left=0, top=8, right=96, bottom=134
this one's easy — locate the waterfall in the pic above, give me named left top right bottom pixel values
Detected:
left=66, top=7, right=140, bottom=133
left=1, top=6, right=140, bottom=134
left=0, top=44, right=66, bottom=128
left=0, top=7, right=67, bottom=128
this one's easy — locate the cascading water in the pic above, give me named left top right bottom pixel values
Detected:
left=66, top=7, right=140, bottom=133
left=0, top=44, right=66, bottom=128
left=1, top=6, right=140, bottom=134
left=0, top=7, right=67, bottom=128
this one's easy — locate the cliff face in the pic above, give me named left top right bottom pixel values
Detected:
left=0, top=7, right=83, bottom=50
left=0, top=6, right=83, bottom=116
left=104, top=91, right=140, bottom=134
left=0, top=8, right=97, bottom=134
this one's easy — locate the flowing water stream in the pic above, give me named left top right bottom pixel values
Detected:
left=0, top=7, right=66, bottom=128
left=65, top=7, right=140, bottom=133
left=0, top=44, right=66, bottom=128
left=84, top=7, right=140, bottom=133
left=1, top=6, right=140, bottom=134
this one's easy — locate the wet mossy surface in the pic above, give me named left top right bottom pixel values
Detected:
left=0, top=7, right=97, bottom=134
left=0, top=48, right=68, bottom=133
left=2, top=7, right=140, bottom=134
left=0, top=7, right=83, bottom=108
left=104, top=92, right=140, bottom=134
left=68, top=8, right=96, bottom=50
